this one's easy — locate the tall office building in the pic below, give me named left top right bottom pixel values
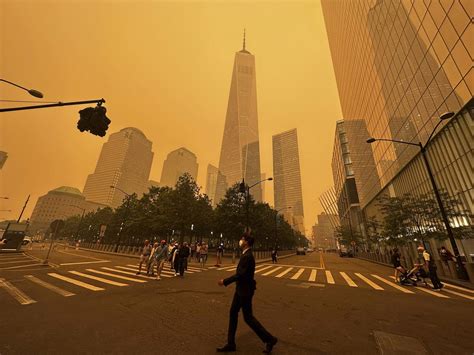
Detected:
left=83, top=127, right=154, bottom=208
left=205, top=164, right=218, bottom=205
left=322, top=0, right=472, bottom=208
left=331, top=120, right=377, bottom=235
left=272, top=128, right=304, bottom=233
left=160, top=147, right=198, bottom=188
left=312, top=213, right=338, bottom=251
left=215, top=31, right=263, bottom=204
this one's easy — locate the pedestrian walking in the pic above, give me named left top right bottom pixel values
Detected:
left=137, top=240, right=151, bottom=275
left=271, top=247, right=278, bottom=264
left=169, top=242, right=180, bottom=276
left=200, top=242, right=208, bottom=268
left=418, top=246, right=443, bottom=290
left=146, top=242, right=159, bottom=276
left=191, top=242, right=196, bottom=260
left=178, top=242, right=190, bottom=276
left=154, top=240, right=169, bottom=280
left=391, top=248, right=406, bottom=283
left=196, top=242, right=201, bottom=262
left=217, top=233, right=278, bottom=353
left=215, top=243, right=224, bottom=266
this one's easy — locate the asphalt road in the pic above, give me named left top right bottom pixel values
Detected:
left=1, top=246, right=473, bottom=354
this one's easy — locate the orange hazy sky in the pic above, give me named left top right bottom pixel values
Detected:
left=0, top=0, right=342, bottom=232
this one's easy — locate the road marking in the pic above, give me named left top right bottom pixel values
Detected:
left=340, top=272, right=357, bottom=287
left=309, top=269, right=317, bottom=282
left=48, top=273, right=105, bottom=291
left=0, top=278, right=37, bottom=305
left=103, top=267, right=171, bottom=278
left=56, top=249, right=108, bottom=261
left=0, top=259, right=35, bottom=264
left=442, top=288, right=474, bottom=300
left=217, top=265, right=236, bottom=270
left=69, top=271, right=128, bottom=287
left=442, top=282, right=474, bottom=294
left=325, top=270, right=335, bottom=284
left=0, top=263, right=44, bottom=270
left=208, top=266, right=218, bottom=269
left=291, top=268, right=305, bottom=280
left=225, top=267, right=237, bottom=272
left=60, top=260, right=111, bottom=266
left=255, top=265, right=274, bottom=274
left=354, top=273, right=384, bottom=290
left=259, top=263, right=323, bottom=270
left=86, top=269, right=147, bottom=283
left=186, top=267, right=203, bottom=272
left=371, top=275, right=414, bottom=294
left=414, top=286, right=450, bottom=298
left=0, top=256, right=28, bottom=261
left=24, top=275, right=75, bottom=297
left=126, top=264, right=195, bottom=274
left=275, top=267, right=293, bottom=278
left=319, top=253, right=325, bottom=269
left=115, top=266, right=171, bottom=277
left=262, top=267, right=282, bottom=276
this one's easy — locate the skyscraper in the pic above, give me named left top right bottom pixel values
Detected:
left=205, top=164, right=218, bottom=205
left=272, top=128, right=304, bottom=233
left=0, top=151, right=7, bottom=169
left=322, top=0, right=472, bottom=208
left=160, top=147, right=198, bottom=188
left=215, top=31, right=263, bottom=204
left=83, top=127, right=154, bottom=208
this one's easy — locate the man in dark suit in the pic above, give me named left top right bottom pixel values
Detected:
left=217, top=234, right=278, bottom=353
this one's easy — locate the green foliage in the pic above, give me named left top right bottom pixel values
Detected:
left=58, top=174, right=304, bottom=249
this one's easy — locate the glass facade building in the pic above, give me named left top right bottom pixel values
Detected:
left=215, top=35, right=263, bottom=204
left=322, top=0, right=472, bottom=207
left=272, top=128, right=305, bottom=233
left=322, top=0, right=473, bottom=256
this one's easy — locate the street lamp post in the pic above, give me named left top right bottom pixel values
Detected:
left=240, top=177, right=273, bottom=233
left=367, top=111, right=468, bottom=280
left=110, top=186, right=132, bottom=253
left=1, top=78, right=44, bottom=98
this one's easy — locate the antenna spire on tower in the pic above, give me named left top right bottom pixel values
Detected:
left=243, top=28, right=246, bottom=51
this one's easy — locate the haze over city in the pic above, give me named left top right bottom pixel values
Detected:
left=0, top=1, right=342, bottom=229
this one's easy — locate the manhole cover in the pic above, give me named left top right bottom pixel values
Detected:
left=374, top=331, right=428, bottom=354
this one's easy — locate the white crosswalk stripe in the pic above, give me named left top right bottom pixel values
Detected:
left=225, top=267, right=237, bottom=272
left=290, top=268, right=305, bottom=280
left=340, top=272, right=357, bottom=287
left=69, top=271, right=128, bottom=287
left=86, top=269, right=147, bottom=283
left=442, top=288, right=474, bottom=300
left=355, top=273, right=383, bottom=290
left=255, top=265, right=274, bottom=274
left=309, top=270, right=317, bottom=282
left=105, top=267, right=172, bottom=278
left=371, top=275, right=414, bottom=294
left=262, top=266, right=282, bottom=276
left=24, top=275, right=76, bottom=297
left=276, top=267, right=293, bottom=278
left=443, top=282, right=474, bottom=294
left=0, top=278, right=36, bottom=305
left=325, top=270, right=335, bottom=284
left=128, top=264, right=196, bottom=274
left=48, top=273, right=105, bottom=291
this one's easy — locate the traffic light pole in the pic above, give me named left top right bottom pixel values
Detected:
left=0, top=99, right=105, bottom=113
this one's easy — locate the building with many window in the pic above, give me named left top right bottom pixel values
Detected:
left=312, top=213, right=338, bottom=251
left=205, top=164, right=218, bottom=205
left=83, top=127, right=154, bottom=208
left=322, top=0, right=473, bottom=257
left=29, top=186, right=106, bottom=235
left=273, top=128, right=305, bottom=233
left=215, top=32, right=263, bottom=204
left=160, top=147, right=198, bottom=188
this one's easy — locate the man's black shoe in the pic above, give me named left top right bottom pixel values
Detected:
left=216, top=344, right=236, bottom=352
left=263, top=337, right=278, bottom=353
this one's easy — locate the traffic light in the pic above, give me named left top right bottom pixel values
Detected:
left=77, top=104, right=111, bottom=137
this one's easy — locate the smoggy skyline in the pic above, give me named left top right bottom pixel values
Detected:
left=0, top=1, right=342, bottom=233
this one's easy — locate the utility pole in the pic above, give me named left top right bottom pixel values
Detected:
left=17, top=195, right=30, bottom=223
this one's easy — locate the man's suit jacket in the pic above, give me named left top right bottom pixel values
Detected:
left=223, top=249, right=256, bottom=297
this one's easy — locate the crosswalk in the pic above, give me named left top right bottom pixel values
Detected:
left=0, top=263, right=212, bottom=306
left=0, top=253, right=45, bottom=270
left=216, top=264, right=474, bottom=301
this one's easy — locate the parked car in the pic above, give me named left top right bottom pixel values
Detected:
left=296, top=247, right=306, bottom=255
